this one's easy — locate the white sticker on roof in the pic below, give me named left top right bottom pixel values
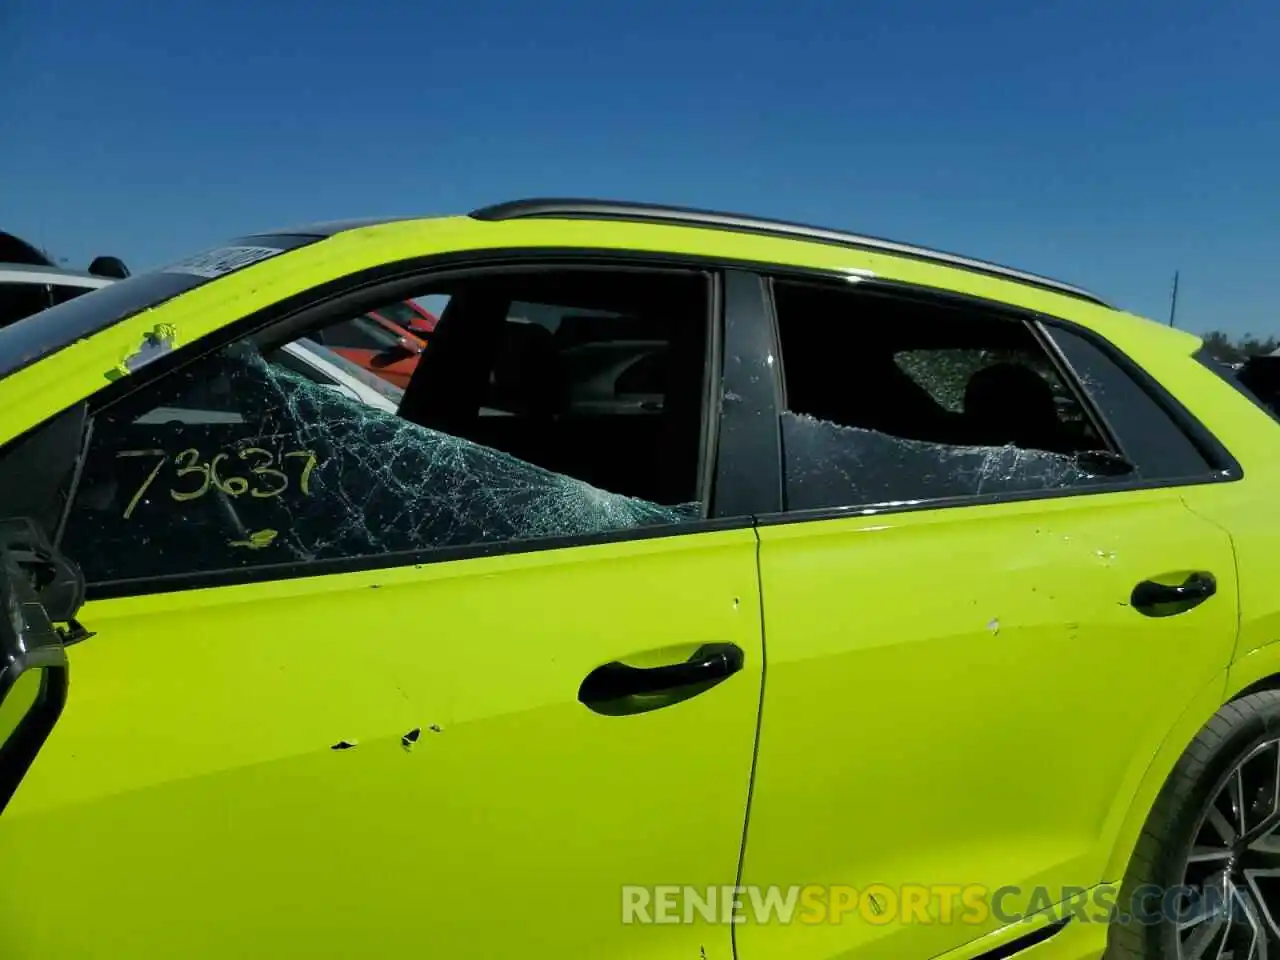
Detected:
left=162, top=245, right=285, bottom=279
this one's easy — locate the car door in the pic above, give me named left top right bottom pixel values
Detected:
left=733, top=276, right=1240, bottom=959
left=0, top=262, right=764, bottom=959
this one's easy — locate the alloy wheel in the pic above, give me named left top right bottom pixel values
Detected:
left=1178, top=740, right=1280, bottom=959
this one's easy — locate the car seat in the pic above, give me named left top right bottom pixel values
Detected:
left=962, top=362, right=1066, bottom=452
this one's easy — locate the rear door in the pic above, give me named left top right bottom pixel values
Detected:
left=0, top=261, right=764, bottom=960
left=734, top=276, right=1241, bottom=959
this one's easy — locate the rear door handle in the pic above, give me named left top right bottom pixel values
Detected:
left=578, top=643, right=744, bottom=714
left=1131, top=572, right=1217, bottom=617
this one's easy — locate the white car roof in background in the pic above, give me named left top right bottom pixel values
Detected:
left=0, top=264, right=113, bottom=288
left=284, top=339, right=400, bottom=413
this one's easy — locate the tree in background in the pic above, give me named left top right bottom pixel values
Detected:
left=1200, top=331, right=1280, bottom=364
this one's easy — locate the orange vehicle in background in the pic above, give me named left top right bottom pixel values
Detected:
left=316, top=301, right=437, bottom=389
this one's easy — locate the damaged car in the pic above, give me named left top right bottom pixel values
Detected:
left=1, top=199, right=1280, bottom=960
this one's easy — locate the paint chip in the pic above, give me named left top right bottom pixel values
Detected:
left=331, top=739, right=358, bottom=750
left=105, top=323, right=178, bottom=381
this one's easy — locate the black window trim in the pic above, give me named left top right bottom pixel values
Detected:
left=1037, top=318, right=1243, bottom=479
left=47, top=250, right=753, bottom=601
left=749, top=273, right=1241, bottom=528
left=1022, top=318, right=1127, bottom=458
left=710, top=270, right=784, bottom=517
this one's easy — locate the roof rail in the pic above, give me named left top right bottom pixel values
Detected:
left=469, top=198, right=1110, bottom=308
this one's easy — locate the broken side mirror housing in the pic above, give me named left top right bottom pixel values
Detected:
left=0, top=518, right=79, bottom=814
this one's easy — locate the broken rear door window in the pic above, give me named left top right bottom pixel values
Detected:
left=60, top=268, right=712, bottom=587
left=771, top=280, right=1132, bottom=513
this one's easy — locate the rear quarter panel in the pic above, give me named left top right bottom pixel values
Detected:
left=1075, top=333, right=1280, bottom=884
left=1170, top=368, right=1280, bottom=669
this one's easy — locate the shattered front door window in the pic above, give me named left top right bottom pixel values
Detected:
left=61, top=336, right=701, bottom=586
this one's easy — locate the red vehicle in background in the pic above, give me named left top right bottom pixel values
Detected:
left=372, top=300, right=437, bottom=337
left=314, top=301, right=437, bottom=390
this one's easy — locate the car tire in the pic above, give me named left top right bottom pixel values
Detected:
left=1106, top=690, right=1280, bottom=959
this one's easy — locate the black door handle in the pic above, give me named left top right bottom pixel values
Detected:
left=579, top=643, right=744, bottom=714
left=1131, top=572, right=1217, bottom=617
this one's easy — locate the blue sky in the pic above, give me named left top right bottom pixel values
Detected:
left=2, top=0, right=1276, bottom=336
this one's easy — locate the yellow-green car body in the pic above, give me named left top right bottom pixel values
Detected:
left=0, top=201, right=1277, bottom=960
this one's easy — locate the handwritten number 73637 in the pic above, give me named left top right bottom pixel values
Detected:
left=117, top=447, right=319, bottom=519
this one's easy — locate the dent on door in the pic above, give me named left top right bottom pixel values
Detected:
left=0, top=518, right=80, bottom=815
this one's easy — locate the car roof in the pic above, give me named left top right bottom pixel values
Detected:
left=257, top=197, right=1110, bottom=309
left=0, top=263, right=113, bottom=288
left=0, top=207, right=1209, bottom=463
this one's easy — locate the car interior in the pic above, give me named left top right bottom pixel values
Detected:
left=774, top=280, right=1106, bottom=456
left=395, top=269, right=710, bottom=506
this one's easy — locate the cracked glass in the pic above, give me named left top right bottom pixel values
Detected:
left=773, top=279, right=1127, bottom=512
left=61, top=270, right=709, bottom=585
left=782, top=410, right=1109, bottom=511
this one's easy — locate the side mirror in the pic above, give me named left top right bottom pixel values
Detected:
left=369, top=337, right=422, bottom=369
left=0, top=518, right=79, bottom=815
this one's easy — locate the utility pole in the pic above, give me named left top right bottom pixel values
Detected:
left=1169, top=270, right=1180, bottom=327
